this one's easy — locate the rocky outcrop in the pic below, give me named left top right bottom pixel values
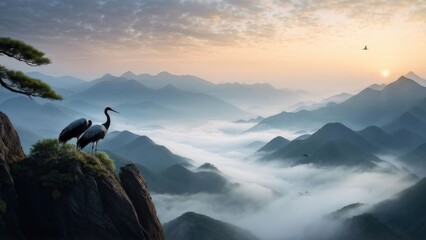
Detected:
left=120, top=164, right=164, bottom=240
left=0, top=112, right=25, bottom=164
left=0, top=113, right=164, bottom=240
left=0, top=112, right=25, bottom=240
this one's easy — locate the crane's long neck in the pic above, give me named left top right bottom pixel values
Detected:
left=102, top=109, right=111, bottom=130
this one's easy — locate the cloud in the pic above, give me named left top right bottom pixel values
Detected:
left=1, top=0, right=424, bottom=54
left=119, top=120, right=416, bottom=239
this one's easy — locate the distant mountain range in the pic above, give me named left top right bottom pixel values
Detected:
left=259, top=123, right=379, bottom=166
left=255, top=122, right=423, bottom=170
left=99, top=131, right=191, bottom=172
left=358, top=126, right=425, bottom=153
left=286, top=92, right=353, bottom=112
left=28, top=70, right=304, bottom=116
left=118, top=71, right=304, bottom=112
left=399, top=143, right=426, bottom=174
left=88, top=130, right=236, bottom=194
left=0, top=97, right=75, bottom=138
left=163, top=212, right=259, bottom=240
left=252, top=75, right=426, bottom=131
left=67, top=77, right=252, bottom=123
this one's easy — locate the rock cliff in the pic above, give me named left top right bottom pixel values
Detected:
left=0, top=112, right=164, bottom=240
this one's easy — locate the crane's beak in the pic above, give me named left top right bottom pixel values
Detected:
left=111, top=108, right=119, bottom=114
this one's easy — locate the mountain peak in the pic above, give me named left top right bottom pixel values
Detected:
left=101, top=73, right=116, bottom=78
left=197, top=163, right=219, bottom=171
left=318, top=122, right=349, bottom=131
left=406, top=71, right=420, bottom=78
left=157, top=71, right=172, bottom=77
left=385, top=76, right=421, bottom=89
left=405, top=71, right=426, bottom=86
left=257, top=136, right=290, bottom=153
left=121, top=71, right=137, bottom=78
left=159, top=84, right=180, bottom=92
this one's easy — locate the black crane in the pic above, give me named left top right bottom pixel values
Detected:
left=77, top=107, right=119, bottom=153
left=58, top=118, right=92, bottom=144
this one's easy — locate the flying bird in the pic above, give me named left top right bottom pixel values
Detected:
left=77, top=107, right=119, bottom=153
left=58, top=118, right=92, bottom=144
left=363, top=45, right=368, bottom=50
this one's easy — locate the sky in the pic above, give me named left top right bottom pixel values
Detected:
left=0, top=0, right=425, bottom=92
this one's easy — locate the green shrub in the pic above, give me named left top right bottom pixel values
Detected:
left=96, top=152, right=116, bottom=173
left=13, top=139, right=118, bottom=198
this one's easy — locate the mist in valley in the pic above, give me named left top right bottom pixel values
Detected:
left=125, top=120, right=416, bottom=240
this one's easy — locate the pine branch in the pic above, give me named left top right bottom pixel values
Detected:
left=0, top=37, right=51, bottom=66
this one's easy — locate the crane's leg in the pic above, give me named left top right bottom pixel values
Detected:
left=91, top=142, right=95, bottom=154
left=95, top=141, right=98, bottom=154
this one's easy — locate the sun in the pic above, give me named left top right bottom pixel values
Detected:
left=382, top=70, right=390, bottom=78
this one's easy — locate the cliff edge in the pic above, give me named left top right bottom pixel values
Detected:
left=0, top=112, right=164, bottom=240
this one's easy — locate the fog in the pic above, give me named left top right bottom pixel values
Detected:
left=116, top=120, right=415, bottom=240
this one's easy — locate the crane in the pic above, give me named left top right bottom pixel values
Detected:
left=77, top=107, right=119, bottom=153
left=58, top=118, right=92, bottom=144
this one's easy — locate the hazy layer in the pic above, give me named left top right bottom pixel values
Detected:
left=120, top=120, right=414, bottom=240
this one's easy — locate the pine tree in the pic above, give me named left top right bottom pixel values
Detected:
left=0, top=37, right=62, bottom=100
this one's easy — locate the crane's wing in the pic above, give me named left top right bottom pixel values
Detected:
left=59, top=118, right=88, bottom=143
left=77, top=125, right=107, bottom=149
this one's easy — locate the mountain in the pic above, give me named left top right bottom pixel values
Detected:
left=0, top=97, right=73, bottom=137
left=106, top=149, right=230, bottom=195
left=323, top=92, right=353, bottom=104
left=115, top=101, right=183, bottom=123
left=235, top=116, right=264, bottom=123
left=26, top=71, right=89, bottom=96
left=368, top=83, right=386, bottom=90
left=358, top=126, right=425, bottom=153
left=197, top=163, right=220, bottom=172
left=333, top=214, right=404, bottom=240
left=119, top=71, right=302, bottom=112
left=253, top=76, right=426, bottom=131
left=326, top=177, right=426, bottom=240
left=262, top=123, right=377, bottom=163
left=287, top=92, right=353, bottom=112
left=206, top=82, right=302, bottom=112
left=329, top=203, right=367, bottom=220
left=26, top=71, right=88, bottom=89
left=383, top=112, right=426, bottom=136
left=163, top=212, right=259, bottom=240
left=389, top=129, right=425, bottom=151
left=71, top=78, right=154, bottom=105
left=99, top=130, right=140, bottom=150
left=298, top=139, right=382, bottom=169
left=100, top=132, right=191, bottom=172
left=357, top=126, right=393, bottom=150
left=371, top=177, right=426, bottom=239
left=70, top=79, right=250, bottom=121
left=14, top=125, right=42, bottom=153
left=121, top=71, right=215, bottom=92
left=157, top=164, right=231, bottom=194
left=330, top=177, right=426, bottom=240
left=406, top=71, right=426, bottom=86
left=399, top=143, right=426, bottom=173
left=256, top=136, right=290, bottom=153
left=104, top=150, right=234, bottom=194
